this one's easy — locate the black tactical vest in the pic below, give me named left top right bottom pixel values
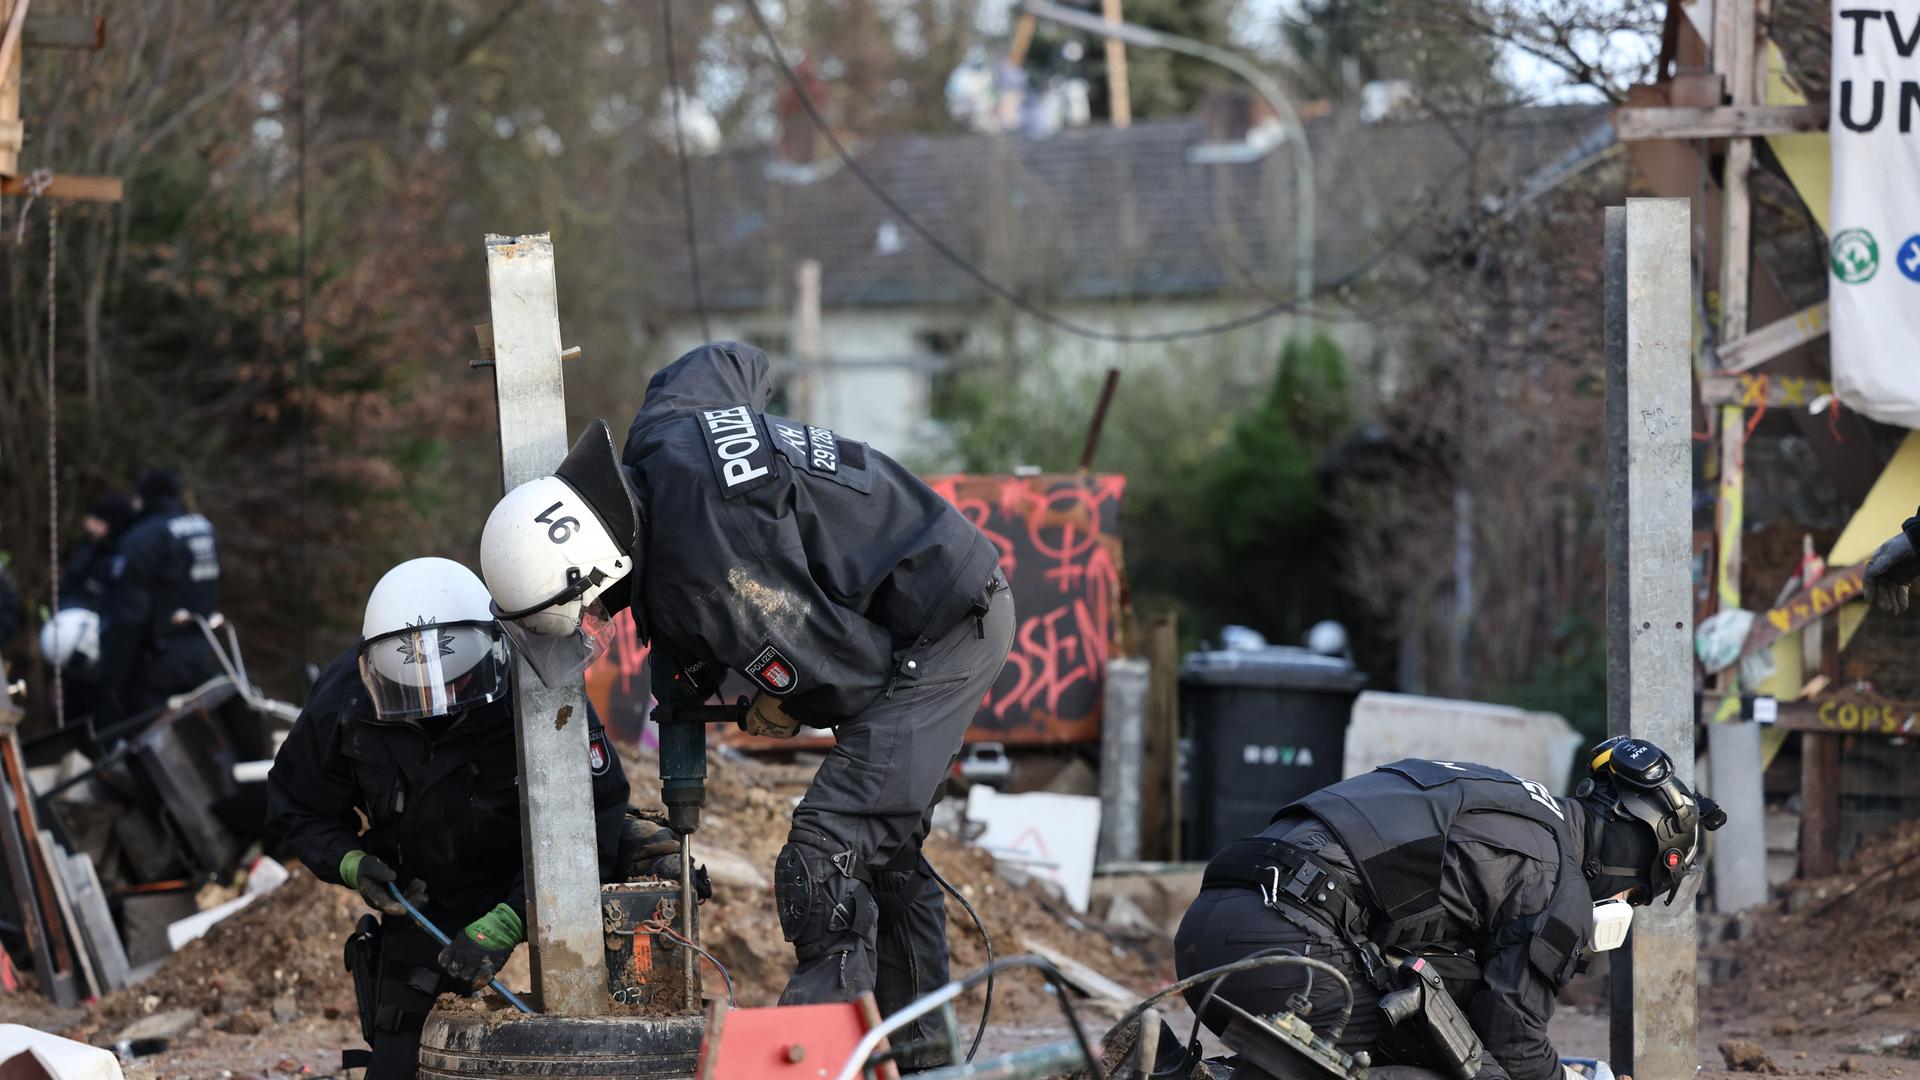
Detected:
left=1286, top=759, right=1594, bottom=987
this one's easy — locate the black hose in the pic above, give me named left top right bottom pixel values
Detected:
left=1097, top=954, right=1356, bottom=1080
left=928, top=861, right=992, bottom=1062
left=950, top=955, right=1100, bottom=1072
left=1184, top=946, right=1317, bottom=1070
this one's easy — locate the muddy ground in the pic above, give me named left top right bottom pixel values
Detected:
left=4, top=753, right=1920, bottom=1077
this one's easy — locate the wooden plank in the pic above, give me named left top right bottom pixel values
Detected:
left=0, top=173, right=123, bottom=202
left=1100, top=0, right=1131, bottom=128
left=1612, top=104, right=1826, bottom=140
left=1740, top=563, right=1864, bottom=657
left=40, top=831, right=100, bottom=1000
left=1139, top=614, right=1178, bottom=861
left=1716, top=302, right=1829, bottom=373
left=1700, top=371, right=1835, bottom=407
left=22, top=14, right=101, bottom=49
left=1019, top=936, right=1135, bottom=1005
left=0, top=0, right=25, bottom=178
left=65, top=850, right=128, bottom=992
left=1801, top=731, right=1841, bottom=877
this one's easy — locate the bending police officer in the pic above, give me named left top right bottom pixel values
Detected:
left=477, top=342, right=1013, bottom=1071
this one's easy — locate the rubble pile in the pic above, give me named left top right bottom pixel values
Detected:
left=1704, top=818, right=1920, bottom=1052
left=678, top=751, right=1172, bottom=1017
left=7, top=746, right=1168, bottom=1069
left=62, top=868, right=362, bottom=1043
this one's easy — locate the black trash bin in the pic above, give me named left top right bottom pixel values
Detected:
left=1180, top=636, right=1366, bottom=859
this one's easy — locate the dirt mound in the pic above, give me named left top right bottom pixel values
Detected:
left=655, top=750, right=1171, bottom=1025
left=1704, top=817, right=1920, bottom=1053
left=64, top=866, right=361, bottom=1043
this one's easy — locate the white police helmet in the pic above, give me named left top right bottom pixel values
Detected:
left=357, top=557, right=510, bottom=723
left=39, top=608, right=101, bottom=668
left=479, top=420, right=641, bottom=687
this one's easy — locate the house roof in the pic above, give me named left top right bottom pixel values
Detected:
left=631, top=104, right=1608, bottom=313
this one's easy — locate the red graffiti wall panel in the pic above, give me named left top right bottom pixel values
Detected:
left=927, top=473, right=1126, bottom=745
left=585, top=474, right=1126, bottom=751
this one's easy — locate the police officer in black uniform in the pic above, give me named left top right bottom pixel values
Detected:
left=97, top=469, right=221, bottom=723
left=268, top=558, right=646, bottom=1079
left=478, top=342, right=1012, bottom=1071
left=61, top=492, right=138, bottom=614
left=1172, top=739, right=1723, bottom=1080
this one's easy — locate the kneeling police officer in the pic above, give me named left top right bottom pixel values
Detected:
left=1172, top=739, right=1724, bottom=1080
left=268, top=558, right=650, bottom=1078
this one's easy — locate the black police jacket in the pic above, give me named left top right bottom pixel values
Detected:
left=60, top=540, right=122, bottom=613
left=97, top=497, right=221, bottom=697
left=619, top=342, right=999, bottom=724
left=1284, top=760, right=1599, bottom=1080
left=266, top=650, right=631, bottom=929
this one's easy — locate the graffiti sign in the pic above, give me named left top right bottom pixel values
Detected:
left=927, top=474, right=1127, bottom=745
left=1740, top=562, right=1866, bottom=659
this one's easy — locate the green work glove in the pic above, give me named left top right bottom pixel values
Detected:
left=339, top=850, right=427, bottom=917
left=438, top=903, right=523, bottom=990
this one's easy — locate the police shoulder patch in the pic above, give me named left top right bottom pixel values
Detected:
left=588, top=730, right=611, bottom=775
left=745, top=643, right=799, bottom=696
left=698, top=404, right=776, bottom=498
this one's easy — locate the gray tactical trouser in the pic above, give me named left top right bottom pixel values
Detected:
left=776, top=581, right=1014, bottom=1069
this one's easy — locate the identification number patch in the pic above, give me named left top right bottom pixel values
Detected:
left=746, top=644, right=799, bottom=696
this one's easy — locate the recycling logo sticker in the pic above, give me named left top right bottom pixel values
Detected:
left=1832, top=228, right=1879, bottom=284
left=1899, top=235, right=1920, bottom=283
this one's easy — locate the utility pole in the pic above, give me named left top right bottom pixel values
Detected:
left=1099, top=0, right=1131, bottom=128
left=484, top=233, right=609, bottom=1015
left=792, top=258, right=821, bottom=420
left=1603, top=198, right=1697, bottom=1080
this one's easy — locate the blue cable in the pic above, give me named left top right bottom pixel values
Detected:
left=387, top=883, right=534, bottom=1014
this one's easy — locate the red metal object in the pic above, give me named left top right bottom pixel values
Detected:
left=697, top=996, right=898, bottom=1080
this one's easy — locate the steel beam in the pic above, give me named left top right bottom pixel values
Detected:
left=484, top=233, right=608, bottom=1015
left=1604, top=199, right=1697, bottom=1078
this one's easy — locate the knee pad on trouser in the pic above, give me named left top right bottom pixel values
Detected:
left=871, top=859, right=954, bottom=1071
left=776, top=840, right=879, bottom=1005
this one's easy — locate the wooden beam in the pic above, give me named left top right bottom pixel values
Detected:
left=1007, top=12, right=1037, bottom=66
left=0, top=172, right=123, bottom=202
left=1706, top=693, right=1920, bottom=737
left=1100, top=0, right=1131, bottom=129
left=1716, top=302, right=1830, bottom=373
left=1612, top=104, right=1826, bottom=141
left=0, top=0, right=27, bottom=178
left=23, top=14, right=101, bottom=50
left=1801, top=730, right=1841, bottom=876
left=1699, top=371, right=1835, bottom=407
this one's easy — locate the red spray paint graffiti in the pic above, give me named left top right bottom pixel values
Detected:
left=928, top=474, right=1126, bottom=745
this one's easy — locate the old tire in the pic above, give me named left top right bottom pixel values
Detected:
left=418, top=1008, right=705, bottom=1079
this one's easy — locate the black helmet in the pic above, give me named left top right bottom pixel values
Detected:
left=1576, top=737, right=1726, bottom=906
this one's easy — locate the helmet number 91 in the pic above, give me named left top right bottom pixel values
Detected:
left=535, top=501, right=581, bottom=544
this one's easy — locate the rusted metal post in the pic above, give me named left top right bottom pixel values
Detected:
left=1603, top=199, right=1697, bottom=1078
left=484, top=233, right=609, bottom=1015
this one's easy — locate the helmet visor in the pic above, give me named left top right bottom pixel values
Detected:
left=1664, top=860, right=1706, bottom=908
left=358, top=621, right=510, bottom=722
left=497, top=597, right=616, bottom=688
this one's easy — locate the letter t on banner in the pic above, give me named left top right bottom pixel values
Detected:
left=1603, top=200, right=1696, bottom=1079
left=484, top=233, right=609, bottom=1015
